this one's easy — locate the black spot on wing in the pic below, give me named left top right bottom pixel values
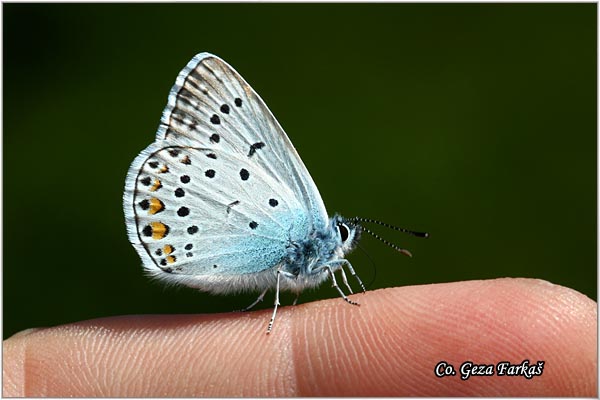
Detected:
left=248, top=142, right=265, bottom=157
left=227, top=200, right=240, bottom=214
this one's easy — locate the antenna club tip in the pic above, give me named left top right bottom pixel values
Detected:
left=400, top=249, right=413, bottom=257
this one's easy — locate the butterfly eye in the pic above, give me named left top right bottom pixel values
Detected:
left=338, top=223, right=350, bottom=242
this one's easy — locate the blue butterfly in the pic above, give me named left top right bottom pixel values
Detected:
left=123, top=53, right=427, bottom=333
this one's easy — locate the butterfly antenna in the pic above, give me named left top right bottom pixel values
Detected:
left=351, top=217, right=429, bottom=257
left=360, top=225, right=414, bottom=257
left=352, top=217, right=429, bottom=238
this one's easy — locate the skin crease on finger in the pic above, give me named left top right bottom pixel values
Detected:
left=2, top=278, right=597, bottom=397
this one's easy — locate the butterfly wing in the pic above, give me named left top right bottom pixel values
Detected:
left=123, top=53, right=328, bottom=289
left=158, top=53, right=328, bottom=226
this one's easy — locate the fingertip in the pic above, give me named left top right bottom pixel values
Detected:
left=292, top=278, right=597, bottom=396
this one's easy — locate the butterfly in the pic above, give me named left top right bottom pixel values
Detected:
left=123, top=52, right=427, bottom=333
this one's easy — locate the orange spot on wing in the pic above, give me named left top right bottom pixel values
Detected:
left=151, top=222, right=169, bottom=240
left=149, top=198, right=165, bottom=215
left=166, top=255, right=176, bottom=264
left=150, top=179, right=162, bottom=192
left=163, top=245, right=174, bottom=255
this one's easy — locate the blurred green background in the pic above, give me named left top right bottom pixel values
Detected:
left=4, top=4, right=596, bottom=338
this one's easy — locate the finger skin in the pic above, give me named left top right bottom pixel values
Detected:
left=3, top=278, right=596, bottom=396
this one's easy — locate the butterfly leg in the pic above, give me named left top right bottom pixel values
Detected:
left=292, top=293, right=301, bottom=306
left=239, top=287, right=269, bottom=312
left=267, top=268, right=283, bottom=334
left=338, top=266, right=354, bottom=295
left=326, top=266, right=359, bottom=306
left=342, top=259, right=366, bottom=293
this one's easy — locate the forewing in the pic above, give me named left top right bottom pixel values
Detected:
left=156, top=53, right=328, bottom=227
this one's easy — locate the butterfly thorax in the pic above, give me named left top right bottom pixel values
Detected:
left=280, top=215, right=362, bottom=292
